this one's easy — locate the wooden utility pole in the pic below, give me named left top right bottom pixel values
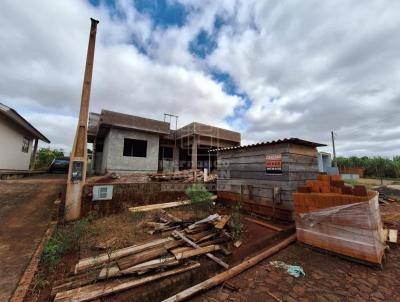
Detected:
left=331, top=131, right=337, bottom=167
left=65, top=18, right=99, bottom=221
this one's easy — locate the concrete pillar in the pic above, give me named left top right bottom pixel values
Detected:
left=173, top=145, right=179, bottom=171
left=191, top=135, right=197, bottom=170
left=29, top=138, right=39, bottom=170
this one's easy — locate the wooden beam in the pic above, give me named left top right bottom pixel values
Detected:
left=244, top=217, right=283, bottom=232
left=173, top=245, right=221, bottom=260
left=162, top=234, right=297, bottom=302
left=55, top=262, right=200, bottom=302
left=98, top=257, right=179, bottom=279
left=214, top=215, right=231, bottom=229
left=128, top=196, right=217, bottom=213
left=116, top=239, right=183, bottom=270
left=173, top=231, right=229, bottom=269
left=129, top=200, right=192, bottom=212
left=75, top=237, right=174, bottom=273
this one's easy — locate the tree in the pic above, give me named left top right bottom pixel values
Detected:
left=34, top=148, right=64, bottom=170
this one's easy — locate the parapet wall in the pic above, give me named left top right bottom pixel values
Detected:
left=81, top=182, right=216, bottom=216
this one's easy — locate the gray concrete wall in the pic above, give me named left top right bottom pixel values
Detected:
left=0, top=114, right=33, bottom=170
left=103, top=128, right=160, bottom=173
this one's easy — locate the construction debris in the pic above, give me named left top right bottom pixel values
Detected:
left=162, top=234, right=297, bottom=302
left=269, top=261, right=305, bottom=278
left=53, top=210, right=237, bottom=301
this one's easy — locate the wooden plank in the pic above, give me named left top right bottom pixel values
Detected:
left=75, top=237, right=174, bottom=273
left=55, top=262, right=201, bottom=302
left=214, top=215, right=231, bottom=229
left=129, top=196, right=217, bottom=213
left=388, top=229, right=398, bottom=243
left=187, top=230, right=216, bottom=242
left=117, top=239, right=184, bottom=270
left=129, top=200, right=192, bottom=212
left=244, top=217, right=283, bottom=232
left=159, top=209, right=183, bottom=223
left=162, top=234, right=297, bottom=302
left=99, top=257, right=179, bottom=279
left=173, top=245, right=221, bottom=260
left=173, top=231, right=229, bottom=269
left=51, top=271, right=100, bottom=296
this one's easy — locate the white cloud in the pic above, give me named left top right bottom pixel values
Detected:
left=0, top=0, right=242, bottom=151
left=0, top=0, right=399, bottom=157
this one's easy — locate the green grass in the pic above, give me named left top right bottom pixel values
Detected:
left=41, top=218, right=90, bottom=272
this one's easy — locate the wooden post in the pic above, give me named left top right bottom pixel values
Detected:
left=65, top=18, right=99, bottom=221
left=162, top=234, right=297, bottom=302
left=29, top=138, right=38, bottom=170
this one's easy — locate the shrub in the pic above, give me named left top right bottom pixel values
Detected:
left=185, top=183, right=213, bottom=209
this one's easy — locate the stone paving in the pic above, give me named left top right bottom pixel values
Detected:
left=192, top=242, right=400, bottom=302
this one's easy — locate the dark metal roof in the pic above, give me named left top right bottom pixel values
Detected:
left=0, top=102, right=50, bottom=143
left=209, top=137, right=326, bottom=152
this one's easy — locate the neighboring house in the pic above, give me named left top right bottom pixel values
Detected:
left=88, top=110, right=240, bottom=174
left=0, top=103, right=50, bottom=170
left=318, top=152, right=339, bottom=175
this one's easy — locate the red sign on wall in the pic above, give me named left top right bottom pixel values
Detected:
left=265, top=154, right=282, bottom=174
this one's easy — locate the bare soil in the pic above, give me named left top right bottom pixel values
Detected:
left=0, top=181, right=64, bottom=301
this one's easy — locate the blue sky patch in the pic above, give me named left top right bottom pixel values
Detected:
left=189, top=15, right=226, bottom=59
left=189, top=30, right=217, bottom=59
left=211, top=70, right=251, bottom=128
left=134, top=0, right=189, bottom=28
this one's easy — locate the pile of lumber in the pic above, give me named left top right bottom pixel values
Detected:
left=149, top=169, right=216, bottom=183
left=52, top=211, right=233, bottom=302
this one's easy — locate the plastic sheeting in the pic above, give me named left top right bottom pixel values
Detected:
left=295, top=192, right=386, bottom=264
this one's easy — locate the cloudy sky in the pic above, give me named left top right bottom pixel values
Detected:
left=1, top=0, right=399, bottom=156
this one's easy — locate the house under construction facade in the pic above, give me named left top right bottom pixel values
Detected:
left=88, top=110, right=240, bottom=174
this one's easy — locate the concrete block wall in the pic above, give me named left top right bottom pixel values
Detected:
left=102, top=128, right=160, bottom=174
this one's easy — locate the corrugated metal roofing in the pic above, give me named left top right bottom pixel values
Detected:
left=0, top=102, right=50, bottom=143
left=209, top=137, right=326, bottom=152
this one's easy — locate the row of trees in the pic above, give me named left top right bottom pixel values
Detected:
left=336, top=156, right=400, bottom=179
left=34, top=148, right=65, bottom=170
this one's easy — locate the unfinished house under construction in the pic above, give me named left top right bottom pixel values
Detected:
left=88, top=110, right=240, bottom=174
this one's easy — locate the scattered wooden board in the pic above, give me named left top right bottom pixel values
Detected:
left=162, top=234, right=297, bottom=302
left=159, top=209, right=183, bottom=223
left=214, top=215, right=231, bottom=229
left=244, top=217, right=283, bottom=232
left=173, top=245, right=221, bottom=260
left=55, top=262, right=201, bottom=302
left=188, top=213, right=220, bottom=230
left=129, top=200, right=192, bottom=213
left=75, top=237, right=174, bottom=273
left=173, top=231, right=229, bottom=269
left=98, top=257, right=179, bottom=279
left=388, top=229, right=398, bottom=243
left=117, top=239, right=183, bottom=270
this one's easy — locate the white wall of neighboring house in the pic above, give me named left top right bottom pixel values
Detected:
left=0, top=114, right=33, bottom=170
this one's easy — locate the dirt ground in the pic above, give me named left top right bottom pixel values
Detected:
left=193, top=241, right=400, bottom=302
left=0, top=180, right=65, bottom=301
